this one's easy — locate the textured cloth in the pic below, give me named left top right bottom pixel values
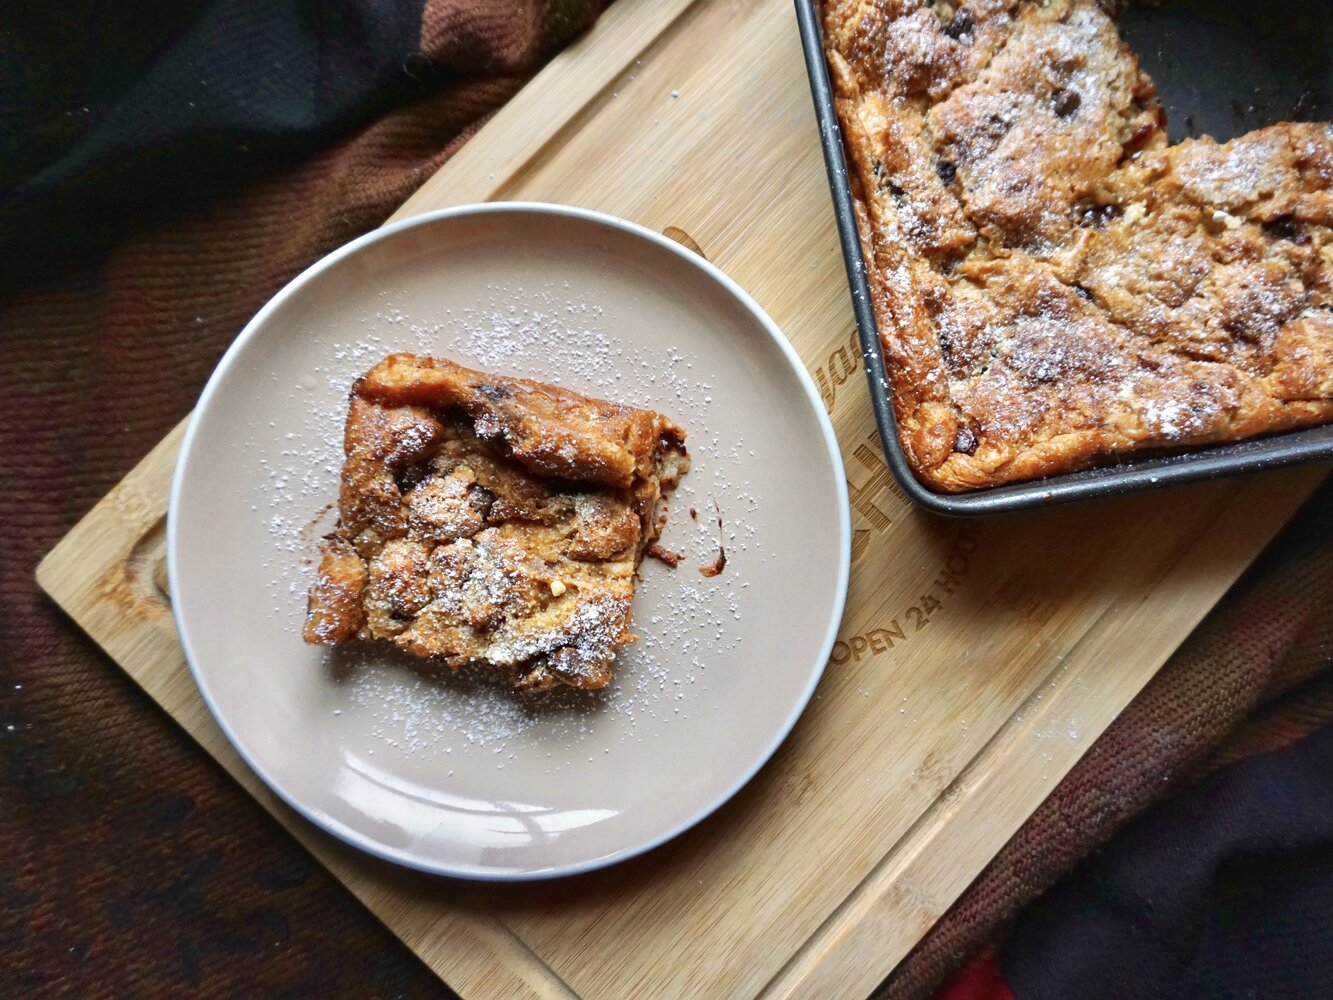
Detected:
left=880, top=481, right=1333, bottom=1000
left=1002, top=718, right=1333, bottom=1000
left=934, top=717, right=1333, bottom=1000
left=0, top=2, right=604, bottom=997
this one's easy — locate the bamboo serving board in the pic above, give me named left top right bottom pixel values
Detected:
left=37, top=0, right=1329, bottom=996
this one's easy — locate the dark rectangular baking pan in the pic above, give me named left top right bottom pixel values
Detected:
left=794, top=0, right=1333, bottom=515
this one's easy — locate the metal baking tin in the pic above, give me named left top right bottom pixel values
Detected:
left=794, top=0, right=1333, bottom=515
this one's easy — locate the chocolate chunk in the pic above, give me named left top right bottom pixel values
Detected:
left=942, top=10, right=973, bottom=41
left=1078, top=203, right=1120, bottom=229
left=953, top=425, right=978, bottom=455
left=393, top=463, right=428, bottom=492
left=1263, top=216, right=1310, bottom=245
left=1052, top=88, right=1081, bottom=118
left=1123, top=120, right=1161, bottom=154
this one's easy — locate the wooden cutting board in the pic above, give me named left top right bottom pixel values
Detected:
left=36, top=0, right=1329, bottom=996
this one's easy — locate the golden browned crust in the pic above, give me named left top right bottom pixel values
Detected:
left=304, top=354, right=689, bottom=692
left=302, top=541, right=368, bottom=645
left=822, top=0, right=1333, bottom=491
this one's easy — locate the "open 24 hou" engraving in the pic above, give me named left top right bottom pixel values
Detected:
left=830, top=524, right=979, bottom=665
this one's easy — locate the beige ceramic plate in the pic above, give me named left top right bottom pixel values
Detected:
left=169, top=203, right=849, bottom=880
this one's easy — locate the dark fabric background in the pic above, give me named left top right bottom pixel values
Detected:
left=0, top=0, right=436, bottom=284
left=1, top=2, right=604, bottom=996
left=1004, top=719, right=1333, bottom=1000
left=2, top=2, right=1331, bottom=998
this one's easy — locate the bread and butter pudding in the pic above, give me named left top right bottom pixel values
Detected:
left=303, top=354, right=689, bottom=693
left=821, top=0, right=1333, bottom=491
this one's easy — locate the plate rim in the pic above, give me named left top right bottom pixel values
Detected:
left=167, top=201, right=852, bottom=881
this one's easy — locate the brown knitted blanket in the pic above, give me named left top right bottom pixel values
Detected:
left=2, top=2, right=1330, bottom=996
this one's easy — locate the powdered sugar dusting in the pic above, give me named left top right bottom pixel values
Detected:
left=249, top=281, right=756, bottom=762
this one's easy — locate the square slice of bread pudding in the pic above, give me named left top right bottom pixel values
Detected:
left=303, top=354, right=689, bottom=693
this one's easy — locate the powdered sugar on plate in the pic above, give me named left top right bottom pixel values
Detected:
left=248, top=282, right=754, bottom=762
